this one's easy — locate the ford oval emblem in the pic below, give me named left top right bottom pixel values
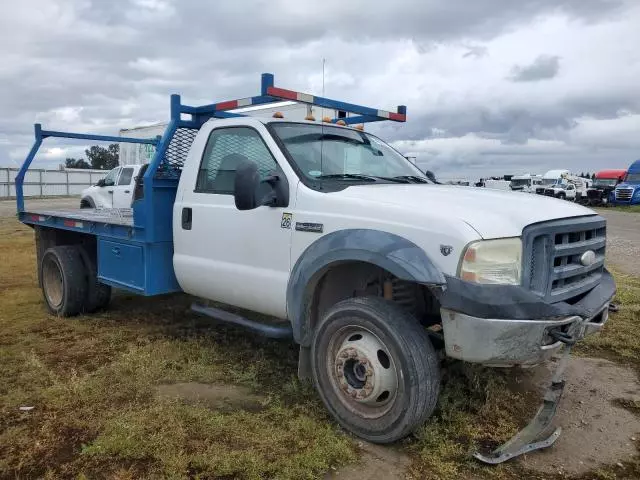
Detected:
left=580, top=250, right=596, bottom=266
left=440, top=245, right=453, bottom=256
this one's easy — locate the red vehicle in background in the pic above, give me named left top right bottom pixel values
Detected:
left=586, top=169, right=627, bottom=206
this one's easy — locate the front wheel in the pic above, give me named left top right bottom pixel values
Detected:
left=311, top=297, right=440, bottom=444
left=80, top=197, right=95, bottom=209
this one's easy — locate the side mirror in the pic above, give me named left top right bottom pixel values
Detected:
left=96, top=179, right=106, bottom=187
left=234, top=160, right=288, bottom=210
left=425, top=170, right=439, bottom=184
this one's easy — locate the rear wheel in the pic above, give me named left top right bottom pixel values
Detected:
left=79, top=248, right=111, bottom=312
left=40, top=246, right=88, bottom=317
left=311, top=297, right=440, bottom=444
left=558, top=192, right=566, bottom=200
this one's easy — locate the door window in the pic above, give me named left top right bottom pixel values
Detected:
left=102, top=167, right=120, bottom=186
left=196, top=127, right=279, bottom=194
left=118, top=167, right=134, bottom=186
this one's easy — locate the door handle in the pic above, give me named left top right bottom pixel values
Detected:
left=181, top=207, right=192, bottom=230
left=108, top=190, right=114, bottom=193
left=124, top=190, right=130, bottom=193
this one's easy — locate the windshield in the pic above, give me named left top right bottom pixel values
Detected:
left=625, top=173, right=640, bottom=183
left=270, top=123, right=429, bottom=183
left=593, top=178, right=618, bottom=187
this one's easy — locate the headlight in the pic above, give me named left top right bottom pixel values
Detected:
left=458, top=238, right=522, bottom=285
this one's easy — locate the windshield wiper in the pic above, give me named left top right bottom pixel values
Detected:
left=316, top=174, right=412, bottom=184
left=392, top=175, right=429, bottom=183
left=316, top=173, right=378, bottom=182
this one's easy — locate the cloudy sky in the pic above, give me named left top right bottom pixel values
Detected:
left=1, top=0, right=639, bottom=180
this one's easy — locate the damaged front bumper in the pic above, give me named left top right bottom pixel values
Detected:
left=439, top=269, right=616, bottom=366
left=436, top=270, right=616, bottom=463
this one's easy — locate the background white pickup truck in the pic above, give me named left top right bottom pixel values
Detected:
left=80, top=164, right=144, bottom=209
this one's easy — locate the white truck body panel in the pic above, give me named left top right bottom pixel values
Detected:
left=171, top=117, right=596, bottom=319
left=541, top=169, right=570, bottom=186
left=483, top=179, right=511, bottom=191
left=173, top=118, right=300, bottom=318
left=119, top=124, right=167, bottom=166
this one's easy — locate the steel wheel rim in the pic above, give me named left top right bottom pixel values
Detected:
left=325, top=324, right=399, bottom=419
left=42, top=257, right=63, bottom=308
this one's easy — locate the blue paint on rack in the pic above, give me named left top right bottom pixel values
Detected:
left=16, top=72, right=408, bottom=296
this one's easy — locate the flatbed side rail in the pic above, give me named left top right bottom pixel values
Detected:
left=15, top=124, right=160, bottom=213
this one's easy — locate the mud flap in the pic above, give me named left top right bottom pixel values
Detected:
left=473, top=345, right=572, bottom=464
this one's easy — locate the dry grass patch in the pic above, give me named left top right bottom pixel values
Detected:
left=0, top=220, right=354, bottom=479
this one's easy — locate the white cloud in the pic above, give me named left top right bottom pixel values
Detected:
left=0, top=0, right=639, bottom=177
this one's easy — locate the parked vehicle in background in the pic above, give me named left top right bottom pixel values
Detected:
left=535, top=170, right=570, bottom=195
left=613, top=159, right=640, bottom=206
left=586, top=169, right=626, bottom=206
left=15, top=73, right=615, bottom=463
left=510, top=174, right=542, bottom=193
left=539, top=172, right=588, bottom=202
left=544, top=182, right=577, bottom=200
left=483, top=179, right=511, bottom=191
left=80, top=164, right=145, bottom=209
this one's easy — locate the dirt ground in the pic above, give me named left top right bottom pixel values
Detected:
left=517, top=357, right=640, bottom=475
left=0, top=196, right=79, bottom=216
left=599, top=209, right=640, bottom=276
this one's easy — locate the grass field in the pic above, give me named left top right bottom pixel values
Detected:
left=1, top=218, right=638, bottom=479
left=600, top=205, right=640, bottom=213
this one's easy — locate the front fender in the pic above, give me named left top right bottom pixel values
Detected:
left=287, top=229, right=445, bottom=345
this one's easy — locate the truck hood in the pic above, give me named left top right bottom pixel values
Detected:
left=331, top=184, right=596, bottom=238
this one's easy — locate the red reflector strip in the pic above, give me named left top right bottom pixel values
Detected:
left=389, top=112, right=406, bottom=122
left=63, top=220, right=84, bottom=228
left=30, top=215, right=45, bottom=222
left=267, top=86, right=298, bottom=101
left=215, top=100, right=239, bottom=111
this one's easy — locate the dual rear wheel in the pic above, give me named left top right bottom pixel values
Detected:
left=40, top=245, right=111, bottom=316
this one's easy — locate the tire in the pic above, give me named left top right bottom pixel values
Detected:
left=78, top=247, right=111, bottom=312
left=558, top=193, right=566, bottom=200
left=40, top=246, right=88, bottom=317
left=80, top=197, right=95, bottom=209
left=311, top=296, right=440, bottom=444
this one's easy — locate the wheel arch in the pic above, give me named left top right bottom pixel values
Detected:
left=80, top=196, right=95, bottom=208
left=287, top=229, right=445, bottom=345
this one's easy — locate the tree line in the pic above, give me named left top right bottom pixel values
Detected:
left=578, top=172, right=596, bottom=179
left=64, top=144, right=119, bottom=170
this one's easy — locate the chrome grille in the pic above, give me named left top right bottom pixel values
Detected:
left=522, top=216, right=606, bottom=303
left=615, top=188, right=633, bottom=201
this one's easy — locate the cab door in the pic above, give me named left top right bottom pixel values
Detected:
left=112, top=166, right=135, bottom=208
left=173, top=121, right=296, bottom=318
left=95, top=167, right=121, bottom=208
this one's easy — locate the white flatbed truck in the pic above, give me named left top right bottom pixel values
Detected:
left=15, top=73, right=615, bottom=463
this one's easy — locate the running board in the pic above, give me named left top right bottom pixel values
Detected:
left=191, top=303, right=293, bottom=339
left=473, top=345, right=572, bottom=464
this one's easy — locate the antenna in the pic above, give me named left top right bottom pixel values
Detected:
left=320, top=58, right=326, bottom=185
left=322, top=58, right=326, bottom=97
